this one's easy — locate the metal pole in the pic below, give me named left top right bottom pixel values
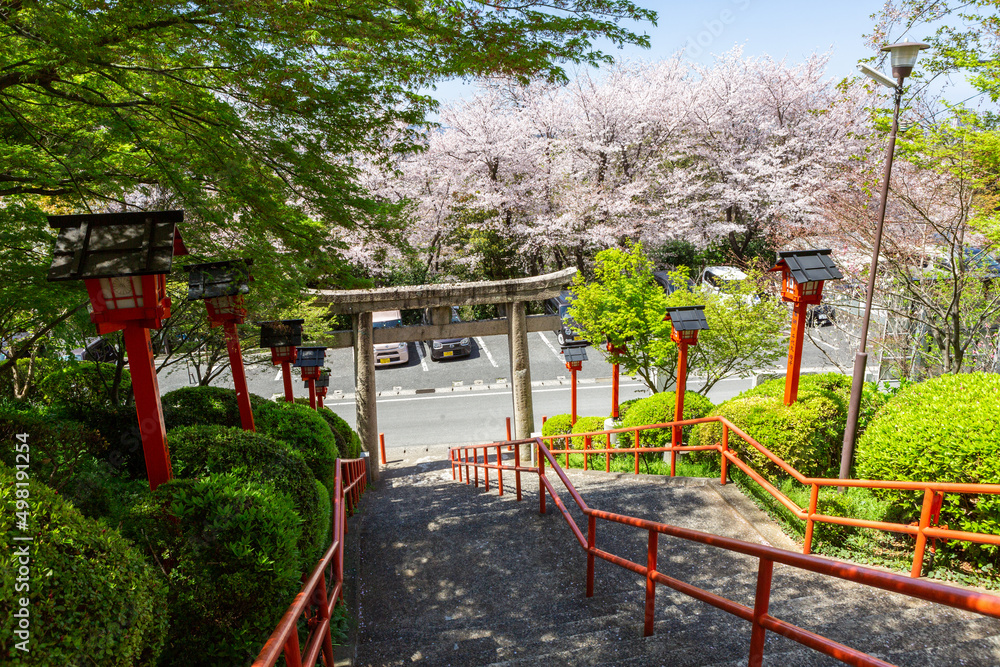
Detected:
left=223, top=321, right=255, bottom=431
left=839, top=80, right=903, bottom=481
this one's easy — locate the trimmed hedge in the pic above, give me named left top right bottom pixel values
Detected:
left=570, top=416, right=610, bottom=449
left=255, top=401, right=340, bottom=492
left=856, top=373, right=1000, bottom=548
left=318, top=407, right=362, bottom=459
left=0, top=465, right=167, bottom=665
left=126, top=474, right=303, bottom=666
left=622, top=391, right=714, bottom=449
left=0, top=404, right=107, bottom=492
left=542, top=413, right=573, bottom=438
left=689, top=373, right=883, bottom=478
left=0, top=357, right=62, bottom=402
left=617, top=397, right=641, bottom=421
left=37, top=360, right=132, bottom=412
left=168, top=424, right=330, bottom=569
left=162, top=385, right=269, bottom=431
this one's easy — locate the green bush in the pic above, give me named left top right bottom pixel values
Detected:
left=0, top=403, right=107, bottom=492
left=856, top=372, right=1000, bottom=558
left=622, top=391, right=714, bottom=449
left=126, top=474, right=303, bottom=666
left=570, top=416, right=610, bottom=450
left=37, top=360, right=132, bottom=412
left=0, top=465, right=167, bottom=665
left=168, top=424, right=329, bottom=569
left=617, top=398, right=641, bottom=421
left=689, top=373, right=882, bottom=479
left=318, top=407, right=362, bottom=458
left=162, top=385, right=270, bottom=430
left=0, top=357, right=62, bottom=402
left=59, top=457, right=151, bottom=526
left=542, top=413, right=573, bottom=437
left=255, top=401, right=340, bottom=492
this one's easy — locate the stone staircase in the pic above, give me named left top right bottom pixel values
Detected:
left=347, top=447, right=1000, bottom=666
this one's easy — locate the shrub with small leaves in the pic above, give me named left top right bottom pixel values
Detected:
left=570, top=416, right=610, bottom=449
left=255, top=401, right=340, bottom=491
left=622, top=391, right=714, bottom=449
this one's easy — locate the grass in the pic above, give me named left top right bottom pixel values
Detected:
left=547, top=443, right=1000, bottom=590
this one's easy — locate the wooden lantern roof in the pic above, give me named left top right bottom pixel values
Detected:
left=664, top=305, right=709, bottom=331
left=259, top=320, right=305, bottom=349
left=47, top=210, right=185, bottom=281
left=563, top=346, right=588, bottom=364
left=294, top=346, right=327, bottom=368
left=771, top=250, right=843, bottom=284
left=185, top=258, right=252, bottom=300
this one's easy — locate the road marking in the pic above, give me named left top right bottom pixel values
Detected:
left=475, top=337, right=499, bottom=368
left=536, top=332, right=563, bottom=360
left=810, top=336, right=839, bottom=352
left=274, top=369, right=283, bottom=382
left=323, top=382, right=648, bottom=406
left=414, top=342, right=430, bottom=371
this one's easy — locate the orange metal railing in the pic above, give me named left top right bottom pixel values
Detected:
left=448, top=438, right=1000, bottom=667
left=252, top=458, right=368, bottom=667
left=524, top=416, right=1000, bottom=578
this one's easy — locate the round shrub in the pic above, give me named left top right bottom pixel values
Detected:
left=168, top=424, right=329, bottom=569
left=0, top=404, right=107, bottom=492
left=856, top=373, right=1000, bottom=543
left=38, top=360, right=132, bottom=412
left=570, top=416, right=611, bottom=450
left=617, top=398, right=641, bottom=421
left=162, top=385, right=270, bottom=430
left=0, top=357, right=62, bottom=402
left=255, top=401, right=340, bottom=492
left=126, top=474, right=303, bottom=665
left=689, top=373, right=881, bottom=478
left=318, top=407, right=361, bottom=458
left=0, top=465, right=167, bottom=665
left=622, top=391, right=714, bottom=449
left=542, top=413, right=573, bottom=437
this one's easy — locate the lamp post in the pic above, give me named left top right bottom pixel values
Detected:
left=841, top=41, right=929, bottom=480
left=769, top=250, right=843, bottom=405
left=46, top=210, right=186, bottom=491
left=186, top=259, right=255, bottom=431
left=563, top=346, right=588, bottom=425
left=295, top=346, right=327, bottom=409
left=606, top=339, right=628, bottom=419
left=259, top=319, right=304, bottom=402
left=664, top=305, right=709, bottom=477
left=313, top=368, right=331, bottom=410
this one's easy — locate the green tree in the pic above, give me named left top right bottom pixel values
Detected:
left=568, top=243, right=786, bottom=394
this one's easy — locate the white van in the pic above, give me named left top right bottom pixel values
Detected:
left=373, top=310, right=409, bottom=366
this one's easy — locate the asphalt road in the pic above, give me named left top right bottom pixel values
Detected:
left=157, top=327, right=852, bottom=449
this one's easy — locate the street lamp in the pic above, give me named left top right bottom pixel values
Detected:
left=664, top=305, right=709, bottom=477
left=313, top=368, right=331, bottom=410
left=295, top=346, right=327, bottom=409
left=186, top=259, right=255, bottom=432
left=563, top=346, right=588, bottom=425
left=769, top=250, right=843, bottom=406
left=46, top=210, right=186, bottom=491
left=259, top=319, right=304, bottom=402
left=606, top=338, right=629, bottom=419
left=841, top=41, right=929, bottom=480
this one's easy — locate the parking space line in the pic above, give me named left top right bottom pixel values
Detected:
left=414, top=342, right=430, bottom=371
left=274, top=369, right=283, bottom=382
left=323, top=382, right=648, bottom=405
left=536, top=332, right=564, bottom=361
left=475, top=337, right=499, bottom=368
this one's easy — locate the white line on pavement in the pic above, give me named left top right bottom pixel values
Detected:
left=475, top=337, right=499, bottom=368
left=323, top=382, right=648, bottom=406
left=536, top=331, right=563, bottom=361
left=810, top=336, right=839, bottom=352
left=274, top=369, right=283, bottom=382
left=414, top=342, right=430, bottom=371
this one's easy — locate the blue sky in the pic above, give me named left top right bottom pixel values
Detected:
left=424, top=0, right=977, bottom=106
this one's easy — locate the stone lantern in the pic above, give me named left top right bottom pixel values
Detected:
left=770, top=250, right=843, bottom=405
left=186, top=258, right=255, bottom=431
left=664, top=305, right=709, bottom=476
left=294, top=346, right=327, bottom=409
left=46, top=210, right=186, bottom=491
left=259, top=319, right=304, bottom=402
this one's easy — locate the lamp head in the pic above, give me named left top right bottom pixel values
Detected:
left=857, top=63, right=898, bottom=90
left=881, top=41, right=929, bottom=79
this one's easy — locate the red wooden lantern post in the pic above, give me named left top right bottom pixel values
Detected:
left=563, top=346, right=588, bottom=425
left=664, top=306, right=709, bottom=477
left=314, top=368, right=331, bottom=409
left=46, top=211, right=186, bottom=491
left=259, top=320, right=304, bottom=402
left=295, top=347, right=327, bottom=410
left=186, top=259, right=255, bottom=431
left=606, top=339, right=628, bottom=419
left=769, top=250, right=843, bottom=406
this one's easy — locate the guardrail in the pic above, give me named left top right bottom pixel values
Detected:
left=448, top=438, right=1000, bottom=667
left=252, top=458, right=368, bottom=667
left=525, top=416, right=1000, bottom=578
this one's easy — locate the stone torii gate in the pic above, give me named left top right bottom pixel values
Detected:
left=311, top=268, right=576, bottom=479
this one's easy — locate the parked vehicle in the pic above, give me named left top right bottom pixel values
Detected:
left=544, top=290, right=588, bottom=348
left=422, top=307, right=472, bottom=360
left=699, top=265, right=763, bottom=305
left=372, top=310, right=409, bottom=366
left=652, top=270, right=695, bottom=296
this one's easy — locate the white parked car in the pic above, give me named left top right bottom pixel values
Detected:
left=699, top=265, right=761, bottom=305
left=372, top=310, right=409, bottom=366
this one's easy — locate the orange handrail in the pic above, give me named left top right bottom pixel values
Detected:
left=252, top=458, right=368, bottom=667
left=449, top=439, right=1000, bottom=667
left=523, top=416, right=1000, bottom=577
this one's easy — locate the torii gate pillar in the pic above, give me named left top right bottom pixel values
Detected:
left=353, top=311, right=379, bottom=481
left=507, top=301, right=534, bottom=459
